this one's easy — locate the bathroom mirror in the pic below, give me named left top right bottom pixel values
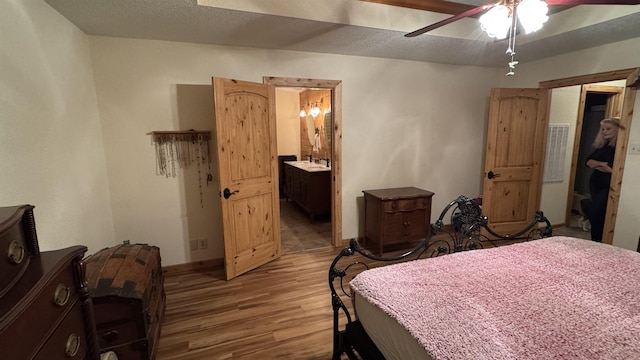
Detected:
left=306, top=115, right=315, bottom=145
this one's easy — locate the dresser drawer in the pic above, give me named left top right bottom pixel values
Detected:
left=0, top=206, right=98, bottom=360
left=381, top=209, right=428, bottom=244
left=383, top=197, right=429, bottom=213
left=34, top=303, right=88, bottom=360
left=0, top=264, right=78, bottom=359
left=0, top=224, right=30, bottom=293
left=0, top=205, right=37, bottom=295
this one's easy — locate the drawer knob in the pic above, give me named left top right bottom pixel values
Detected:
left=65, top=333, right=81, bottom=358
left=54, top=283, right=71, bottom=306
left=7, top=240, right=25, bottom=264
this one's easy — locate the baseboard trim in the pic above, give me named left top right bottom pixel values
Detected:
left=162, top=258, right=223, bottom=274
left=163, top=228, right=456, bottom=273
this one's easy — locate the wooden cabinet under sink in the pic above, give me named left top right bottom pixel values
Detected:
left=283, top=162, right=331, bottom=221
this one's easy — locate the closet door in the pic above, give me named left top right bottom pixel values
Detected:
left=482, top=88, right=549, bottom=237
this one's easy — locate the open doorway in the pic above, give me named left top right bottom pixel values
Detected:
left=263, top=77, right=343, bottom=253
left=565, top=84, right=624, bottom=239
left=276, top=88, right=332, bottom=253
left=540, top=69, right=635, bottom=245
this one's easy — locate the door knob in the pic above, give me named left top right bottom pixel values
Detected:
left=487, top=171, right=501, bottom=179
left=222, top=188, right=239, bottom=199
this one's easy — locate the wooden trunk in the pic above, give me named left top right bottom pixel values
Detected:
left=85, top=244, right=166, bottom=360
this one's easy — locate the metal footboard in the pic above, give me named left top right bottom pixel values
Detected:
left=329, top=195, right=552, bottom=359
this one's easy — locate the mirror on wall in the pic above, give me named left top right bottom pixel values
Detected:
left=324, top=112, right=331, bottom=149
left=306, top=115, right=315, bottom=146
left=299, top=89, right=331, bottom=160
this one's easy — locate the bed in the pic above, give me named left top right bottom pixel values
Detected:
left=329, top=196, right=640, bottom=359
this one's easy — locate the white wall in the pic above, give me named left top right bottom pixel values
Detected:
left=0, top=0, right=115, bottom=254
left=89, top=37, right=500, bottom=265
left=540, top=85, right=581, bottom=225
left=275, top=89, right=301, bottom=158
left=499, top=38, right=640, bottom=87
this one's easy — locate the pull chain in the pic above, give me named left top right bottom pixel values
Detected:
left=506, top=4, right=519, bottom=76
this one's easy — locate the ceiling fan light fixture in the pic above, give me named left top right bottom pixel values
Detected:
left=479, top=5, right=512, bottom=39
left=517, top=0, right=549, bottom=34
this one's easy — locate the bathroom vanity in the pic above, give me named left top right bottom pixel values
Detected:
left=283, top=161, right=331, bottom=222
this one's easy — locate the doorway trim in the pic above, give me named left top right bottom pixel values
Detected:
left=564, top=85, right=624, bottom=234
left=263, top=76, right=343, bottom=247
left=540, top=67, right=638, bottom=244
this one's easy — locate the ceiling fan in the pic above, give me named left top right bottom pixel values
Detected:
left=362, top=0, right=640, bottom=75
left=403, top=0, right=640, bottom=38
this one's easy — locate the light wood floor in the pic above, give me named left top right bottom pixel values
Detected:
left=156, top=245, right=349, bottom=360
left=156, top=226, right=583, bottom=359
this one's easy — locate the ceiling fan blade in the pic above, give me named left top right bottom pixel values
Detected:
left=360, top=0, right=475, bottom=15
left=546, top=0, right=639, bottom=4
left=405, top=2, right=497, bottom=37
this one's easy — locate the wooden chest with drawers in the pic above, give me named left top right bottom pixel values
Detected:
left=85, top=244, right=166, bottom=360
left=0, top=205, right=99, bottom=360
left=363, top=187, right=435, bottom=255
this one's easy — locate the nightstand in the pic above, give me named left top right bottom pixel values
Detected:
left=363, top=187, right=434, bottom=255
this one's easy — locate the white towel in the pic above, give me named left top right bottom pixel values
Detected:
left=313, top=133, right=321, bottom=152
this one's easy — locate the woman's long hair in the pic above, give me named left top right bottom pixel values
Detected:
left=592, top=117, right=624, bottom=149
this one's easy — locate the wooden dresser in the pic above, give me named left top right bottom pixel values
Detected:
left=363, top=187, right=434, bottom=255
left=0, top=205, right=99, bottom=360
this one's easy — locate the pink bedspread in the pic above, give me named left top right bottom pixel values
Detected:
left=350, top=236, right=640, bottom=359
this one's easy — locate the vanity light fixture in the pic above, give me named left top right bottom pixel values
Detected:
left=310, top=102, right=322, bottom=118
left=299, top=109, right=307, bottom=117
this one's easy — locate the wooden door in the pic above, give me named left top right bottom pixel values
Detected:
left=212, top=77, right=281, bottom=280
left=482, top=88, right=549, bottom=236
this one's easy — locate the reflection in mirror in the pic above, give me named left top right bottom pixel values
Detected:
left=307, top=115, right=315, bottom=145
left=324, top=112, right=331, bottom=149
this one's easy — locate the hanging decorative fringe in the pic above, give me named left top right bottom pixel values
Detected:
left=147, top=130, right=212, bottom=207
left=147, top=131, right=211, bottom=178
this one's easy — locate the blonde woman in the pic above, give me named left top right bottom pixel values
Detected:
left=584, top=117, right=624, bottom=242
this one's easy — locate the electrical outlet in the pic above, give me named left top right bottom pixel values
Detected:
left=198, top=238, right=208, bottom=250
left=190, top=239, right=198, bottom=251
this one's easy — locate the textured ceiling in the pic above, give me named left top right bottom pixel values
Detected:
left=44, top=0, right=640, bottom=67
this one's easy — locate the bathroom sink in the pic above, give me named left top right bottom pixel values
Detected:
left=284, top=161, right=330, bottom=171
